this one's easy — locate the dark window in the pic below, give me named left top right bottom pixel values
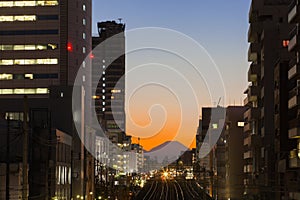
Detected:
left=33, top=73, right=58, bottom=79
left=37, top=15, right=59, bottom=20
left=0, top=29, right=58, bottom=35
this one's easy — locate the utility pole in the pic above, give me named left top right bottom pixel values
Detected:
left=6, top=117, right=10, bottom=200
left=22, top=95, right=29, bottom=200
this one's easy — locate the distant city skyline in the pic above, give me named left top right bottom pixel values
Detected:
left=92, top=1, right=251, bottom=150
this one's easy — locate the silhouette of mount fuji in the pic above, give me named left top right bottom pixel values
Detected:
left=144, top=141, right=189, bottom=163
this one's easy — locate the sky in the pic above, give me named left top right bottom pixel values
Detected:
left=92, top=0, right=251, bottom=151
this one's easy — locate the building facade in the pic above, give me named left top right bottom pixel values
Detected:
left=0, top=0, right=93, bottom=199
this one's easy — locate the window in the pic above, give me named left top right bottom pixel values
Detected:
left=5, top=112, right=27, bottom=121
left=82, top=47, right=86, bottom=53
left=82, top=32, right=86, bottom=39
left=82, top=18, right=86, bottom=25
left=0, top=74, right=13, bottom=80
left=0, top=29, right=58, bottom=35
left=0, top=58, right=58, bottom=65
left=0, top=1, right=58, bottom=7
left=111, top=89, right=121, bottom=93
left=82, top=4, right=86, bottom=11
left=25, top=74, right=33, bottom=79
left=212, top=123, right=218, bottom=129
left=237, top=122, right=245, bottom=127
left=0, top=44, right=57, bottom=51
left=0, top=88, right=48, bottom=94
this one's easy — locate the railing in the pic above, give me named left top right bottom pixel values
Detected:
left=289, top=0, right=299, bottom=13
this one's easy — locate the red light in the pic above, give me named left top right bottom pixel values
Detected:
left=283, top=40, right=289, bottom=48
left=90, top=53, right=94, bottom=59
left=67, top=42, right=73, bottom=52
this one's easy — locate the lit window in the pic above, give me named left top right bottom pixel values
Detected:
left=111, top=89, right=121, bottom=93
left=82, top=75, right=85, bottom=82
left=92, top=95, right=100, bottom=99
left=102, top=96, right=105, bottom=99
left=102, top=108, right=105, bottom=111
left=237, top=122, right=245, bottom=127
left=0, top=44, right=57, bottom=51
left=0, top=74, right=13, bottom=80
left=82, top=47, right=86, bottom=53
left=82, top=32, right=86, bottom=39
left=103, top=65, right=105, bottom=69
left=1, top=45, right=13, bottom=50
left=36, top=45, right=46, bottom=50
left=82, top=61, right=86, bottom=68
left=103, top=83, right=106, bottom=87
left=0, top=88, right=48, bottom=94
left=82, top=18, right=86, bottom=25
left=0, top=16, right=13, bottom=22
left=0, top=58, right=58, bottom=65
left=82, top=4, right=86, bottom=11
left=212, top=123, right=218, bottom=129
left=25, top=74, right=33, bottom=79
left=0, top=60, right=13, bottom=65
left=102, top=89, right=105, bottom=93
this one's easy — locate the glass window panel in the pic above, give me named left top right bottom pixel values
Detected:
left=25, top=74, right=33, bottom=79
left=14, top=89, right=25, bottom=94
left=1, top=89, right=13, bottom=94
left=47, top=44, right=57, bottom=49
left=0, top=2, right=14, bottom=7
left=0, top=16, right=13, bottom=22
left=23, top=15, right=36, bottom=21
left=36, top=88, right=48, bottom=94
left=24, top=45, right=36, bottom=50
left=14, top=74, right=24, bottom=79
left=36, top=45, right=46, bottom=50
left=24, top=59, right=36, bottom=65
left=24, top=89, right=35, bottom=94
left=2, top=45, right=13, bottom=50
left=13, top=45, right=25, bottom=50
left=0, top=74, right=13, bottom=80
left=0, top=59, right=13, bottom=65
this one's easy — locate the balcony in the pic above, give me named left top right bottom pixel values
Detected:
left=248, top=62, right=259, bottom=82
left=289, top=127, right=300, bottom=139
left=288, top=25, right=300, bottom=52
left=244, top=96, right=251, bottom=106
left=288, top=0, right=300, bottom=23
left=244, top=164, right=253, bottom=173
left=289, top=149, right=300, bottom=168
left=248, top=43, right=260, bottom=62
left=288, top=91, right=299, bottom=109
left=244, top=122, right=252, bottom=133
left=244, top=134, right=260, bottom=147
left=244, top=107, right=260, bottom=121
left=244, top=151, right=253, bottom=159
left=288, top=61, right=300, bottom=80
left=248, top=22, right=262, bottom=43
left=290, top=157, right=300, bottom=168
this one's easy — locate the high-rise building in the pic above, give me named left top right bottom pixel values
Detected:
left=287, top=0, right=300, bottom=198
left=0, top=0, right=92, bottom=199
left=224, top=106, right=246, bottom=200
left=245, top=0, right=295, bottom=199
left=92, top=21, right=130, bottom=198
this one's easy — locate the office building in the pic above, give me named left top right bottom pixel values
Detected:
left=0, top=0, right=93, bottom=199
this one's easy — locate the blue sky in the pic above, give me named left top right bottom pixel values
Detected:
left=92, top=0, right=251, bottom=105
left=92, top=1, right=252, bottom=148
